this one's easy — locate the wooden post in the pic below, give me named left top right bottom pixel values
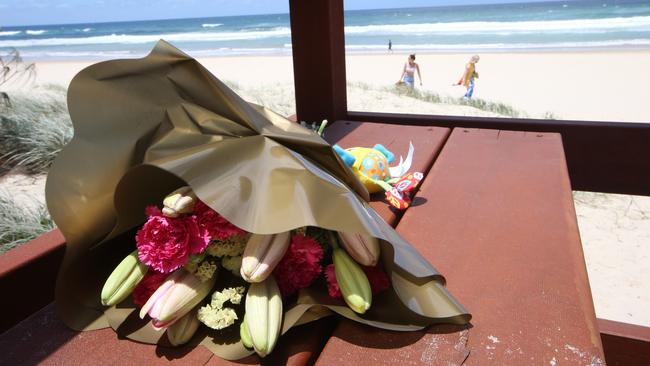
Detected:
left=289, top=0, right=347, bottom=123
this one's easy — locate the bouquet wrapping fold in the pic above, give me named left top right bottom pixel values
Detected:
left=47, top=41, right=471, bottom=360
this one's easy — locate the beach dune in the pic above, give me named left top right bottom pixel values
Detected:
left=27, top=50, right=650, bottom=123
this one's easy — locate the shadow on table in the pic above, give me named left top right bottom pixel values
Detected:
left=323, top=121, right=363, bottom=144
left=0, top=303, right=80, bottom=365
left=334, top=320, right=471, bottom=349
left=322, top=320, right=474, bottom=364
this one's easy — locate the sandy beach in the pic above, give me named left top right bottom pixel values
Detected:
left=2, top=50, right=650, bottom=327
left=26, top=50, right=650, bottom=122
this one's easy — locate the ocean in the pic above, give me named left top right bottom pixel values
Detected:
left=1, top=0, right=650, bottom=60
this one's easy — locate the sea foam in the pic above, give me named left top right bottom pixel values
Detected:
left=344, top=16, right=650, bottom=35
left=0, top=28, right=291, bottom=48
left=0, top=31, right=21, bottom=36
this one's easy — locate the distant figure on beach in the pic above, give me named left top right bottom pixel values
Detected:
left=388, top=39, right=392, bottom=53
left=455, top=54, right=480, bottom=100
left=397, top=54, right=422, bottom=88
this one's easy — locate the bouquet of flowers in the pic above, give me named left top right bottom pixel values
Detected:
left=47, top=41, right=470, bottom=360
left=100, top=185, right=394, bottom=356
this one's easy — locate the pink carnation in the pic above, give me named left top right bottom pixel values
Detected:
left=132, top=271, right=168, bottom=307
left=274, top=234, right=324, bottom=297
left=136, top=206, right=210, bottom=273
left=194, top=201, right=246, bottom=240
left=324, top=264, right=342, bottom=298
left=363, top=264, right=391, bottom=295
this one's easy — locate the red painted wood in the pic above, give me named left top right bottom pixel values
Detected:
left=0, top=304, right=214, bottom=366
left=0, top=304, right=336, bottom=366
left=0, top=229, right=65, bottom=333
left=0, top=229, right=64, bottom=277
left=324, top=120, right=450, bottom=226
left=598, top=318, right=650, bottom=342
left=316, top=128, right=605, bottom=365
left=289, top=0, right=347, bottom=123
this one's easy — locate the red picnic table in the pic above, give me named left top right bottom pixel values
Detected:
left=0, top=121, right=604, bottom=365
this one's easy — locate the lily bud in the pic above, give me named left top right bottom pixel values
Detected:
left=338, top=231, right=380, bottom=267
left=162, top=186, right=197, bottom=218
left=245, top=276, right=283, bottom=357
left=240, top=314, right=254, bottom=349
left=167, top=308, right=201, bottom=346
left=140, top=269, right=216, bottom=329
left=101, top=250, right=148, bottom=306
left=332, top=247, right=372, bottom=314
left=240, top=232, right=290, bottom=283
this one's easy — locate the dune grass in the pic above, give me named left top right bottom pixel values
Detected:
left=349, top=81, right=525, bottom=118
left=224, top=80, right=296, bottom=118
left=0, top=84, right=73, bottom=174
left=0, top=188, right=55, bottom=254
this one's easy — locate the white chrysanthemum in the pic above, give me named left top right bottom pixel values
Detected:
left=210, top=286, right=245, bottom=308
left=197, top=307, right=238, bottom=330
left=195, top=261, right=218, bottom=282
left=206, top=236, right=247, bottom=258
left=197, top=286, right=246, bottom=330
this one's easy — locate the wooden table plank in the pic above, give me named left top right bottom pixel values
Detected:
left=315, top=128, right=605, bottom=365
left=0, top=304, right=214, bottom=366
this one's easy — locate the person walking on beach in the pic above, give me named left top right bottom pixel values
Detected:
left=388, top=39, right=393, bottom=53
left=397, top=54, right=422, bottom=88
left=456, top=54, right=480, bottom=100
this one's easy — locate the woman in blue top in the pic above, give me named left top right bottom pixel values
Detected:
left=398, top=54, right=422, bottom=88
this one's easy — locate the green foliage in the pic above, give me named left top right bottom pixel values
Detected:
left=0, top=188, right=55, bottom=253
left=458, top=96, right=523, bottom=118
left=0, top=48, right=36, bottom=90
left=223, top=80, right=296, bottom=118
left=348, top=81, right=524, bottom=118
left=0, top=84, right=73, bottom=173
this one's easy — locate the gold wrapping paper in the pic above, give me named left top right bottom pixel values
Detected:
left=47, top=41, right=471, bottom=360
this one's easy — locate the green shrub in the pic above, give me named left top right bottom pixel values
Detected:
left=0, top=84, right=73, bottom=174
left=0, top=188, right=55, bottom=253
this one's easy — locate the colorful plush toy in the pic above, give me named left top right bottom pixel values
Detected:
left=333, top=142, right=423, bottom=209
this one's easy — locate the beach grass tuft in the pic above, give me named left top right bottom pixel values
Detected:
left=349, top=81, right=524, bottom=118
left=224, top=80, right=296, bottom=117
left=0, top=188, right=55, bottom=254
left=0, top=84, right=73, bottom=174
left=458, top=97, right=523, bottom=118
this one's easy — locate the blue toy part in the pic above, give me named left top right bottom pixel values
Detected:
left=333, top=144, right=356, bottom=167
left=373, top=144, right=394, bottom=163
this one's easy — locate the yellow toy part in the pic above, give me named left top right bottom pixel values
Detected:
left=333, top=142, right=414, bottom=194
left=347, top=147, right=390, bottom=193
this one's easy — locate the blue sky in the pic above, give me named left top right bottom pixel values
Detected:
left=1, top=0, right=548, bottom=26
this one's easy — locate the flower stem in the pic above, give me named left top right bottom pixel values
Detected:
left=327, top=231, right=340, bottom=250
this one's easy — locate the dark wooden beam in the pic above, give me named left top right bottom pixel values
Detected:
left=289, top=0, right=347, bottom=123
left=599, top=318, right=650, bottom=366
left=344, top=112, right=650, bottom=196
